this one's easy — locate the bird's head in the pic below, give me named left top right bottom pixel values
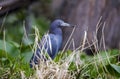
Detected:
left=50, top=19, right=72, bottom=31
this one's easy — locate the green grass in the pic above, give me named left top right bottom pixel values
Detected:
left=0, top=40, right=120, bottom=79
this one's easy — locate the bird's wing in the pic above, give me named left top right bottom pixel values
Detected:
left=41, top=34, right=58, bottom=59
left=30, top=34, right=58, bottom=67
left=39, top=34, right=58, bottom=52
left=29, top=34, right=50, bottom=67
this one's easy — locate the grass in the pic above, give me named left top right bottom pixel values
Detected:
left=0, top=14, right=120, bottom=79
left=1, top=47, right=120, bottom=79
left=1, top=28, right=120, bottom=79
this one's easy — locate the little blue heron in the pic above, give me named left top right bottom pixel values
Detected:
left=30, top=19, right=73, bottom=67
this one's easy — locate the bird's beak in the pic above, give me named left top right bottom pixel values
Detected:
left=60, top=22, right=72, bottom=27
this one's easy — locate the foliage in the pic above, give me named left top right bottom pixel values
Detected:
left=0, top=8, right=120, bottom=79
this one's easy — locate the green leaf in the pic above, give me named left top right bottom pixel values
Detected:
left=9, top=41, right=20, bottom=48
left=110, top=64, right=120, bottom=74
left=0, top=40, right=20, bottom=57
left=106, top=64, right=120, bottom=77
left=21, top=51, right=33, bottom=63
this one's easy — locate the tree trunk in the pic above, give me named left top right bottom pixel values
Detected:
left=51, top=0, right=120, bottom=53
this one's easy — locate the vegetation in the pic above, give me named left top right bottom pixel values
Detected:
left=0, top=6, right=120, bottom=79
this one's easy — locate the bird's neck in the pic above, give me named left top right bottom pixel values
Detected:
left=51, top=28, right=62, bottom=35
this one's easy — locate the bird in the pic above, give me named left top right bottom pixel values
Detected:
left=30, top=19, right=73, bottom=68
